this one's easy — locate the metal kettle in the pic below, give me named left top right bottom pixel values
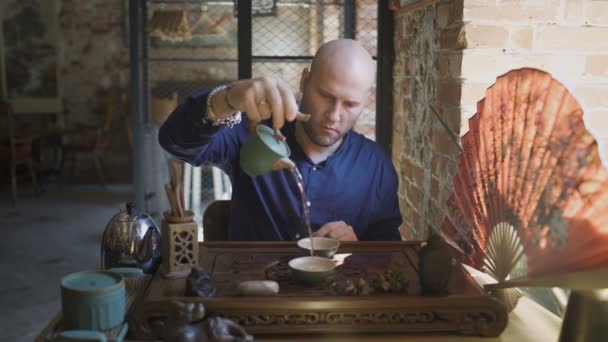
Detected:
left=101, top=203, right=161, bottom=274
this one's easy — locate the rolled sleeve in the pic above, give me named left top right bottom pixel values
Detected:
left=158, top=89, right=246, bottom=172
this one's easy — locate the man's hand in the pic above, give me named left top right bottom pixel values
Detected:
left=312, top=221, right=358, bottom=241
left=228, top=76, right=299, bottom=132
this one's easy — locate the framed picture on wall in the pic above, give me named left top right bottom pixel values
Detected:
left=0, top=0, right=62, bottom=113
left=234, top=0, right=278, bottom=17
left=389, top=0, right=441, bottom=12
left=148, top=6, right=238, bottom=48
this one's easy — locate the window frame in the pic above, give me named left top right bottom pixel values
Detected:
left=236, top=0, right=394, bottom=154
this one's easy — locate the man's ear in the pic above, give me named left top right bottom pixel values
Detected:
left=299, top=67, right=310, bottom=93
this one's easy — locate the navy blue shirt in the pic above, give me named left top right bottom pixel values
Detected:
left=158, top=90, right=402, bottom=241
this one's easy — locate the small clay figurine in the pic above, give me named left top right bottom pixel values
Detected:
left=203, top=316, right=254, bottom=341
left=163, top=301, right=253, bottom=342
left=186, top=266, right=217, bottom=297
left=419, top=233, right=454, bottom=295
left=163, top=301, right=207, bottom=342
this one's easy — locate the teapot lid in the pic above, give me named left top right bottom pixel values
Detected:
left=110, top=202, right=148, bottom=223
left=109, top=202, right=140, bottom=224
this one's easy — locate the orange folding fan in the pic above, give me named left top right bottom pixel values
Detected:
left=440, top=68, right=608, bottom=292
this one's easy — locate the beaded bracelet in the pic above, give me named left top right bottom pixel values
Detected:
left=205, top=84, right=242, bottom=127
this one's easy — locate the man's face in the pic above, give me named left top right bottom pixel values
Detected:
left=299, top=68, right=370, bottom=148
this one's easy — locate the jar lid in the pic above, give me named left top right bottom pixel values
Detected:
left=61, top=271, right=124, bottom=295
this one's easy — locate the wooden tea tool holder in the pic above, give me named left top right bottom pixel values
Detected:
left=160, top=210, right=198, bottom=279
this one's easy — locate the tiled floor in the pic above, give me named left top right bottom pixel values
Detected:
left=0, top=185, right=131, bottom=341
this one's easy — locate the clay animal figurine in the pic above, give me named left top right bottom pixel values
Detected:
left=419, top=233, right=455, bottom=295
left=163, top=300, right=253, bottom=342
left=186, top=266, right=217, bottom=297
left=202, top=317, right=254, bottom=342
left=163, top=300, right=207, bottom=342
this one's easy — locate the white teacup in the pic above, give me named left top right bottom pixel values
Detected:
left=288, top=256, right=336, bottom=286
left=297, top=237, right=340, bottom=258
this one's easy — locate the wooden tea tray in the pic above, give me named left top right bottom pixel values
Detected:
left=133, top=242, right=507, bottom=338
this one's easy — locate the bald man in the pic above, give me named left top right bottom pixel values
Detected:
left=159, top=39, right=402, bottom=241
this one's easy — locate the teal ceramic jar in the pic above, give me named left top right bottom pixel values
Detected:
left=239, top=125, right=292, bottom=177
left=61, top=271, right=125, bottom=331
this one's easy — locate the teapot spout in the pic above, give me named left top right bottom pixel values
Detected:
left=272, top=158, right=296, bottom=172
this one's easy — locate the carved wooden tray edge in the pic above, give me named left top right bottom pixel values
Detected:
left=137, top=291, right=508, bottom=337
left=134, top=242, right=508, bottom=338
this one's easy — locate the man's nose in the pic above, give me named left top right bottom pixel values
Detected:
left=325, top=102, right=341, bottom=122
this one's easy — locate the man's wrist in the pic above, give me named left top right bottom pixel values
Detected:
left=224, top=85, right=238, bottom=111
left=205, top=84, right=242, bottom=127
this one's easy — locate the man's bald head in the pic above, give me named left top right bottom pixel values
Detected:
left=297, top=39, right=376, bottom=150
left=309, top=39, right=375, bottom=91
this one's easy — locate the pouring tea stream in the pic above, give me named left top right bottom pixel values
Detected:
left=239, top=112, right=315, bottom=254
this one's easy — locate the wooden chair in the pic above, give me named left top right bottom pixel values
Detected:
left=0, top=101, right=38, bottom=205
left=60, top=91, right=115, bottom=187
left=202, top=200, right=230, bottom=241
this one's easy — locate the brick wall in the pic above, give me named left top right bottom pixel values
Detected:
left=392, top=0, right=608, bottom=239
left=393, top=3, right=461, bottom=240
left=460, top=0, right=608, bottom=160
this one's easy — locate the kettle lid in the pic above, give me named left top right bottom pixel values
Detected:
left=125, top=202, right=137, bottom=215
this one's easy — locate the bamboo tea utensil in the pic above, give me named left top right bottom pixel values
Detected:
left=161, top=160, right=198, bottom=280
left=173, top=160, right=185, bottom=217
left=169, top=160, right=179, bottom=185
left=175, top=183, right=185, bottom=217
left=164, top=184, right=179, bottom=217
left=166, top=159, right=187, bottom=218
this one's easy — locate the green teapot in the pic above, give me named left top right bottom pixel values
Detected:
left=239, top=124, right=296, bottom=177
